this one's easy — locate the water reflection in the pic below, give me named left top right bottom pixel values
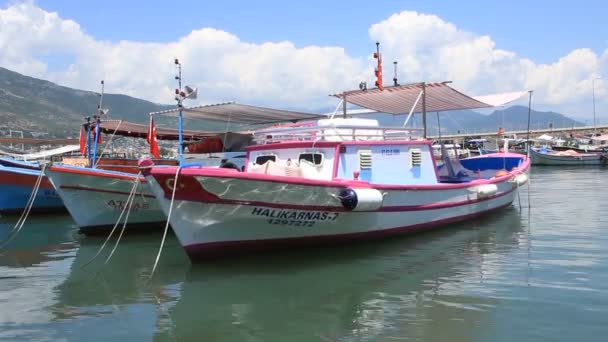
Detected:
left=0, top=215, right=77, bottom=340
left=3, top=167, right=608, bottom=341
left=154, top=208, right=526, bottom=341
left=0, top=215, right=77, bottom=268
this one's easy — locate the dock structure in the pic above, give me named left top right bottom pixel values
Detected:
left=428, top=124, right=608, bottom=140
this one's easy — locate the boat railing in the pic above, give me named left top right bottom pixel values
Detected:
left=253, top=125, right=424, bottom=144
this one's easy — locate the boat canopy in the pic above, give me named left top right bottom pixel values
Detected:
left=93, top=120, right=253, bottom=152
left=93, top=120, right=251, bottom=141
left=332, top=82, right=528, bottom=114
left=150, top=102, right=325, bottom=124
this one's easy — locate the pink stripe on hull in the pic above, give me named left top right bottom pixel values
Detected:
left=182, top=201, right=513, bottom=261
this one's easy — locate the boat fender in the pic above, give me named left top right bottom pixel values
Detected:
left=138, top=157, right=155, bottom=176
left=338, top=188, right=384, bottom=211
left=470, top=184, right=498, bottom=199
left=508, top=173, right=528, bottom=186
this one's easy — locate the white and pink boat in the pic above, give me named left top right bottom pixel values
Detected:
left=142, top=82, right=531, bottom=260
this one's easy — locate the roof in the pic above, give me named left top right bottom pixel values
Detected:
left=332, top=82, right=527, bottom=114
left=151, top=102, right=325, bottom=124
left=0, top=137, right=78, bottom=145
left=0, top=145, right=80, bottom=160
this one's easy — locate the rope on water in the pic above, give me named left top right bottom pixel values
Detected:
left=526, top=175, right=531, bottom=209
left=80, top=172, right=142, bottom=269
left=0, top=163, right=48, bottom=250
left=516, top=175, right=522, bottom=211
left=149, top=166, right=181, bottom=280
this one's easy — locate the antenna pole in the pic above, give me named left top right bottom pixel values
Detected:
left=422, top=83, right=427, bottom=139
left=393, top=61, right=399, bottom=86
left=526, top=91, right=533, bottom=157
left=98, top=80, right=105, bottom=116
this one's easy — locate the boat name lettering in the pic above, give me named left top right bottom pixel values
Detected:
left=251, top=207, right=339, bottom=222
left=107, top=199, right=150, bottom=212
left=381, top=148, right=400, bottom=156
left=42, top=189, right=59, bottom=198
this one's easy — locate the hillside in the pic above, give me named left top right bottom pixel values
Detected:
left=0, top=66, right=586, bottom=138
left=0, top=67, right=172, bottom=137
left=358, top=105, right=584, bottom=135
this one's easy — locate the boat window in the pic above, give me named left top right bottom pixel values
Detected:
left=411, top=148, right=422, bottom=167
left=358, top=149, right=372, bottom=170
left=298, top=152, right=324, bottom=166
left=255, top=155, right=277, bottom=165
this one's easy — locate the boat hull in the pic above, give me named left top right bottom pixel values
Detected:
left=530, top=149, right=606, bottom=165
left=45, top=165, right=167, bottom=234
left=0, top=166, right=64, bottom=214
left=146, top=157, right=529, bottom=260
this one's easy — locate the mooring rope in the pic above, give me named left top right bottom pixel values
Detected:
left=80, top=172, right=142, bottom=269
left=104, top=175, right=141, bottom=265
left=0, top=163, right=48, bottom=250
left=149, top=166, right=181, bottom=280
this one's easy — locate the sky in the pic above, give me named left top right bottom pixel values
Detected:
left=0, top=0, right=607, bottom=121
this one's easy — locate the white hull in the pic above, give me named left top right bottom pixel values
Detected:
left=530, top=149, right=606, bottom=166
left=146, top=168, right=528, bottom=259
left=46, top=165, right=166, bottom=234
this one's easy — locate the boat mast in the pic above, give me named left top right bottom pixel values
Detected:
left=173, top=59, right=197, bottom=165
left=90, top=80, right=105, bottom=168
left=174, top=59, right=184, bottom=165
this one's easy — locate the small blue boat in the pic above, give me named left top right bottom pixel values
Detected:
left=0, top=164, right=64, bottom=215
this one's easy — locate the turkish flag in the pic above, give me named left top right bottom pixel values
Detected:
left=147, top=117, right=160, bottom=158
left=374, top=51, right=384, bottom=90
left=79, top=126, right=87, bottom=155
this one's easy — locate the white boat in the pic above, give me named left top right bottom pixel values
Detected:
left=529, top=148, right=608, bottom=166
left=45, top=119, right=249, bottom=235
left=143, top=82, right=531, bottom=260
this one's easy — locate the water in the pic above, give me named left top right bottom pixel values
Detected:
left=1, top=167, right=608, bottom=341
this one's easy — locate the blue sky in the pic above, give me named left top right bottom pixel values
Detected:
left=31, top=0, right=607, bottom=63
left=0, top=0, right=607, bottom=118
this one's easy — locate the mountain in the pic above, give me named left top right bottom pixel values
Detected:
left=0, top=67, right=172, bottom=137
left=359, top=105, right=585, bottom=136
left=0, top=66, right=586, bottom=138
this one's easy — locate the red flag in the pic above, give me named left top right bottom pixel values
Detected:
left=374, top=51, right=384, bottom=90
left=147, top=117, right=160, bottom=158
left=79, top=127, right=87, bottom=155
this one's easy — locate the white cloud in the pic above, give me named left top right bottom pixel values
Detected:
left=0, top=3, right=606, bottom=118
left=369, top=11, right=606, bottom=116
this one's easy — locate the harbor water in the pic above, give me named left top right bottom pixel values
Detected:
left=1, top=167, right=607, bottom=341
